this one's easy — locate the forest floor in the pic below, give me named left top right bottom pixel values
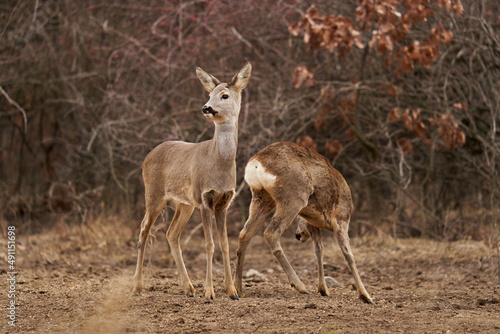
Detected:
left=1, top=216, right=499, bottom=333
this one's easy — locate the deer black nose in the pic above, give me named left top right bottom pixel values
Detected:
left=202, top=106, right=213, bottom=114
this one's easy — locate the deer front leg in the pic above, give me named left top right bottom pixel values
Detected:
left=214, top=208, right=239, bottom=300
left=166, top=202, right=195, bottom=297
left=295, top=216, right=311, bottom=243
left=235, top=195, right=274, bottom=296
left=264, top=204, right=308, bottom=294
left=200, top=205, right=216, bottom=300
left=307, top=224, right=328, bottom=296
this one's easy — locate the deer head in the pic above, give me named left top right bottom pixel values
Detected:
left=196, top=62, right=251, bottom=124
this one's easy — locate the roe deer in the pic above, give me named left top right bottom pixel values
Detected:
left=133, top=62, right=252, bottom=300
left=234, top=141, right=373, bottom=303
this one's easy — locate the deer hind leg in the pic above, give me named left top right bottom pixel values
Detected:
left=335, top=222, right=374, bottom=304
left=264, top=202, right=308, bottom=294
left=133, top=196, right=167, bottom=295
left=235, top=191, right=275, bottom=296
left=306, top=223, right=328, bottom=296
left=166, top=202, right=195, bottom=297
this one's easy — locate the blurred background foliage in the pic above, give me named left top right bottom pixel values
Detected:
left=0, top=0, right=498, bottom=244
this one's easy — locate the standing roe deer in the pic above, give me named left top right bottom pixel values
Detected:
left=234, top=141, right=374, bottom=303
left=133, top=62, right=252, bottom=300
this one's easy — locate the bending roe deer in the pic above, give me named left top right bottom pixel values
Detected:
left=234, top=141, right=373, bottom=304
left=133, top=62, right=252, bottom=300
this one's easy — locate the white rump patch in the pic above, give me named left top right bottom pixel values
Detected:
left=244, top=160, right=276, bottom=190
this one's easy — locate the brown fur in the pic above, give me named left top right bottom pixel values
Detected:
left=235, top=142, right=373, bottom=304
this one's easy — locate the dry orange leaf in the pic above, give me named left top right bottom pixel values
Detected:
left=293, top=66, right=314, bottom=89
left=326, top=140, right=343, bottom=157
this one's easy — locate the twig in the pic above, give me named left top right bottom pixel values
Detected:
left=234, top=179, right=247, bottom=198
left=182, top=223, right=203, bottom=250
left=32, top=0, right=39, bottom=24
left=231, top=27, right=265, bottom=60
left=0, top=86, right=28, bottom=134
left=91, top=17, right=171, bottom=67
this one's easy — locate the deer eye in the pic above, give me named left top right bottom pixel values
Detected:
left=221, top=94, right=229, bottom=100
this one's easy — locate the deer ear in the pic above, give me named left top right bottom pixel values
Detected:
left=229, top=61, right=252, bottom=91
left=196, top=67, right=220, bottom=93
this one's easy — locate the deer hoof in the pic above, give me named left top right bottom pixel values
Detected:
left=132, top=286, right=142, bottom=296
left=230, top=295, right=239, bottom=300
left=318, top=289, right=329, bottom=297
left=291, top=283, right=309, bottom=294
left=360, top=294, right=374, bottom=304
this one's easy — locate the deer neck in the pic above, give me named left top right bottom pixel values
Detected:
left=211, top=119, right=238, bottom=161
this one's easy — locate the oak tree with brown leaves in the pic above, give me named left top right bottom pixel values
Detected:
left=288, top=0, right=498, bottom=240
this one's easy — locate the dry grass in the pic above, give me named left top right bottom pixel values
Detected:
left=10, top=216, right=134, bottom=271
left=6, top=215, right=498, bottom=280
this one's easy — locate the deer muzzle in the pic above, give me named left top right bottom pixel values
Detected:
left=202, top=105, right=217, bottom=117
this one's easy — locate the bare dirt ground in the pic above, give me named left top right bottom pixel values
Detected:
left=1, top=216, right=499, bottom=333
